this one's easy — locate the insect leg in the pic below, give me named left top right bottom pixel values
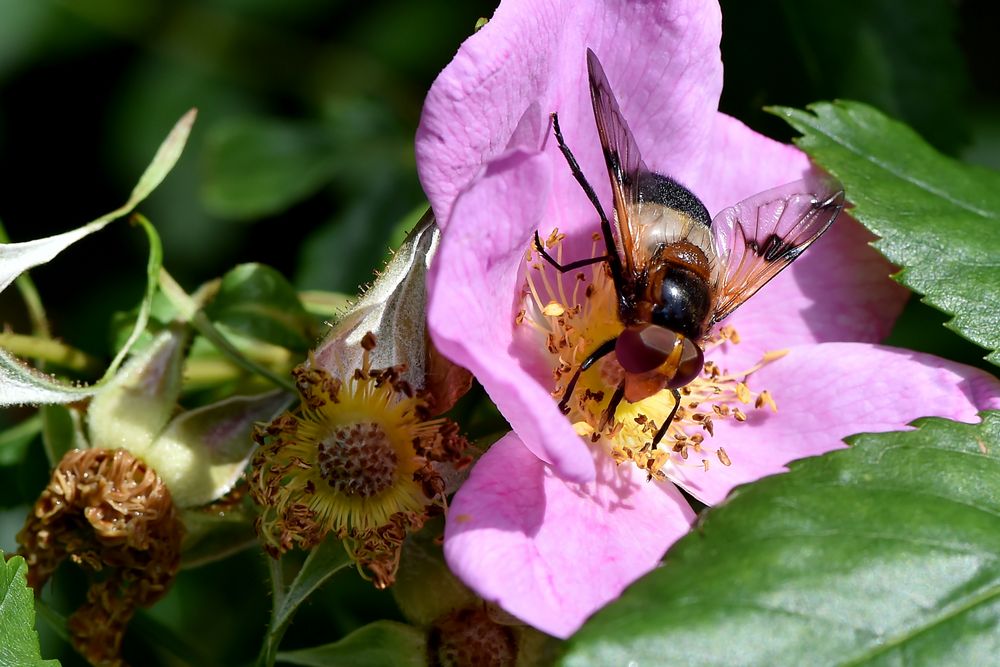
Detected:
left=557, top=338, right=616, bottom=415
left=650, top=388, right=682, bottom=450
left=533, top=231, right=610, bottom=272
left=550, top=113, right=626, bottom=287
left=598, top=380, right=626, bottom=431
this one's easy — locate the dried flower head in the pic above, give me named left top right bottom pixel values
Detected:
left=17, top=447, right=183, bottom=666
left=429, top=605, right=518, bottom=667
left=250, top=333, right=469, bottom=588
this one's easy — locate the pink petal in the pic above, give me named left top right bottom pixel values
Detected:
left=426, top=148, right=598, bottom=482
left=711, top=214, right=909, bottom=370
left=416, top=0, right=724, bottom=230
left=445, top=432, right=696, bottom=638
left=675, top=343, right=1000, bottom=505
left=698, top=116, right=909, bottom=369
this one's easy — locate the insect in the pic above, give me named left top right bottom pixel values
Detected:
left=535, top=49, right=844, bottom=448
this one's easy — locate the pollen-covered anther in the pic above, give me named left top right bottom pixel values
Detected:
left=542, top=301, right=566, bottom=317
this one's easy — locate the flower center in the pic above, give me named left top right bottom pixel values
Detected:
left=518, top=231, right=781, bottom=482
left=317, top=422, right=398, bottom=497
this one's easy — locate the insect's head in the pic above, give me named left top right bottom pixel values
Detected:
left=615, top=323, right=704, bottom=388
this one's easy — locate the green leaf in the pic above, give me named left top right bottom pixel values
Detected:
left=562, top=412, right=1000, bottom=666
left=0, top=554, right=60, bottom=667
left=275, top=621, right=426, bottom=667
left=201, top=117, right=341, bottom=220
left=274, top=539, right=353, bottom=634
left=774, top=101, right=1000, bottom=365
left=0, top=414, right=40, bottom=466
left=199, top=99, right=407, bottom=225
left=157, top=269, right=296, bottom=393
left=180, top=506, right=258, bottom=569
left=205, top=263, right=314, bottom=353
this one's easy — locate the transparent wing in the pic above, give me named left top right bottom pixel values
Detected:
left=587, top=48, right=650, bottom=279
left=710, top=175, right=845, bottom=323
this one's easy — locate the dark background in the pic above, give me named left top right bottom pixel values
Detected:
left=0, top=0, right=997, bottom=664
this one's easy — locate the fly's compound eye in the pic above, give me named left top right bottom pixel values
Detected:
left=615, top=324, right=678, bottom=375
left=666, top=337, right=704, bottom=389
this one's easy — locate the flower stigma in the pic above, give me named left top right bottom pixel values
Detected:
left=250, top=332, right=468, bottom=588
left=517, top=230, right=783, bottom=482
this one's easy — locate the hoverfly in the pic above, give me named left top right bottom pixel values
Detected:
left=535, top=49, right=844, bottom=448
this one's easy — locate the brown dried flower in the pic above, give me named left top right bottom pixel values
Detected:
left=17, top=448, right=184, bottom=667
left=249, top=335, right=469, bottom=588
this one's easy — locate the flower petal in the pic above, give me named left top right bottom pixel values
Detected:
left=697, top=116, right=908, bottom=369
left=427, top=148, right=601, bottom=481
left=416, top=0, right=724, bottom=229
left=675, top=343, right=1000, bottom=505
left=445, top=433, right=696, bottom=638
left=712, top=213, right=909, bottom=370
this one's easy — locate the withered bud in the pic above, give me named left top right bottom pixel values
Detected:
left=17, top=448, right=183, bottom=667
left=428, top=605, right=518, bottom=667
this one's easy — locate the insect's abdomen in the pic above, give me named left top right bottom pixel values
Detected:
left=646, top=241, right=714, bottom=340
left=650, top=267, right=712, bottom=339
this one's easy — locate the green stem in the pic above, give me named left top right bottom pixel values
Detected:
left=298, top=290, right=353, bottom=318
left=258, top=556, right=287, bottom=667
left=158, top=268, right=296, bottom=393
left=0, top=333, right=103, bottom=375
left=256, top=540, right=352, bottom=667
left=183, top=346, right=294, bottom=389
left=103, top=213, right=163, bottom=379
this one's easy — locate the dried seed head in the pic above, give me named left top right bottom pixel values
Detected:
left=430, top=606, right=518, bottom=667
left=17, top=448, right=183, bottom=666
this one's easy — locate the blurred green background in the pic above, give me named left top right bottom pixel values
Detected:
left=0, top=0, right=998, bottom=664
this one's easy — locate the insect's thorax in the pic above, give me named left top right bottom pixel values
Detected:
left=623, top=204, right=717, bottom=341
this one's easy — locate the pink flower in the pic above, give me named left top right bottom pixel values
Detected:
left=417, top=0, right=1000, bottom=639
